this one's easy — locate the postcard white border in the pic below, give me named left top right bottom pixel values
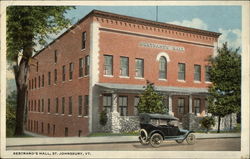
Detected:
left=0, top=1, right=249, bottom=159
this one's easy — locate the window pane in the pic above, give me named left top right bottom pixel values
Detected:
left=120, top=57, right=129, bottom=76
left=205, top=66, right=211, bottom=82
left=136, top=59, right=144, bottom=77
left=104, top=55, right=113, bottom=75
left=178, top=63, right=185, bottom=80
left=159, top=57, right=167, bottom=79
left=85, top=55, right=89, bottom=75
left=194, top=65, right=201, bottom=81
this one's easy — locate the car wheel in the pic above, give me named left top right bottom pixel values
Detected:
left=176, top=140, right=184, bottom=144
left=186, top=133, right=196, bottom=145
left=150, top=133, right=163, bottom=148
left=139, top=129, right=149, bottom=145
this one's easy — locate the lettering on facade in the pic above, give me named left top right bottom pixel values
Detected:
left=139, top=42, right=185, bottom=52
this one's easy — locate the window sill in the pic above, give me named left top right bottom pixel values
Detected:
left=69, top=79, right=73, bottom=81
left=119, top=76, right=130, bottom=79
left=84, top=75, right=89, bottom=77
left=68, top=114, right=72, bottom=117
left=61, top=114, right=65, bottom=116
left=78, top=115, right=83, bottom=118
left=81, top=48, right=86, bottom=51
left=104, top=75, right=114, bottom=78
left=135, top=77, right=144, bottom=80
left=47, top=113, right=51, bottom=114
left=205, top=81, right=212, bottom=84
left=194, top=81, right=201, bottom=83
left=62, top=81, right=66, bottom=83
left=55, top=113, right=59, bottom=115
left=177, top=80, right=186, bottom=83
left=84, top=116, right=88, bottom=118
left=159, top=78, right=167, bottom=81
left=78, top=77, right=84, bottom=79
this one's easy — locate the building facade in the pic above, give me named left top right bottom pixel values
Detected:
left=26, top=10, right=220, bottom=137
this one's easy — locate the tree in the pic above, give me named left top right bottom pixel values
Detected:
left=200, top=116, right=215, bottom=133
left=6, top=91, right=17, bottom=137
left=207, top=43, right=241, bottom=133
left=137, top=81, right=167, bottom=114
left=7, top=6, right=75, bottom=136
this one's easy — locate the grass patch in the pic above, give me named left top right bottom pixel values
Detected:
left=8, top=133, right=33, bottom=138
left=87, top=131, right=139, bottom=137
left=195, top=123, right=241, bottom=133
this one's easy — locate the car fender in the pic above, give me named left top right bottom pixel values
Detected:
left=149, top=130, right=164, bottom=138
left=183, top=130, right=195, bottom=140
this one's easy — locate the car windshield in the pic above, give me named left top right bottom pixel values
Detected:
left=149, top=119, right=168, bottom=126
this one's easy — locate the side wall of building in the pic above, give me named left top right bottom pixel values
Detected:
left=26, top=16, right=92, bottom=137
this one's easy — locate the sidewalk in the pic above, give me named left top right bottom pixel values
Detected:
left=6, top=133, right=240, bottom=147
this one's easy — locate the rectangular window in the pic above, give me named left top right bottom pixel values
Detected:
left=104, top=55, right=113, bottom=76
left=103, top=95, right=112, bottom=113
left=62, top=65, right=66, bottom=81
left=178, top=63, right=185, bottom=80
left=53, top=124, right=55, bottom=136
left=35, top=77, right=37, bottom=88
left=119, top=96, right=128, bottom=116
left=134, top=96, right=140, bottom=116
left=79, top=58, right=84, bottom=77
left=62, top=97, right=65, bottom=114
left=194, top=99, right=201, bottom=115
left=54, top=50, right=57, bottom=63
left=38, top=76, right=41, bottom=88
left=84, top=95, right=89, bottom=116
left=41, top=122, right=44, bottom=133
left=69, top=63, right=73, bottom=80
left=48, top=98, right=50, bottom=113
left=78, top=130, right=82, bottom=137
left=205, top=66, right=211, bottom=82
left=65, top=127, right=68, bottom=137
left=135, top=58, right=144, bottom=78
left=55, top=98, right=59, bottom=114
left=38, top=99, right=40, bottom=112
left=85, top=55, right=89, bottom=75
left=34, top=100, right=36, bottom=111
left=69, top=96, right=72, bottom=115
left=31, top=100, right=33, bottom=111
left=120, top=57, right=129, bottom=76
left=48, top=72, right=51, bottom=85
left=42, top=99, right=44, bottom=112
left=54, top=69, right=57, bottom=84
left=159, top=57, right=167, bottom=79
left=47, top=123, right=50, bottom=134
left=32, top=79, right=34, bottom=89
left=82, top=32, right=86, bottom=50
left=194, top=65, right=201, bottom=81
left=36, top=62, right=39, bottom=72
left=78, top=95, right=83, bottom=116
left=42, top=74, right=44, bottom=87
left=178, top=98, right=185, bottom=114
left=29, top=80, right=31, bottom=90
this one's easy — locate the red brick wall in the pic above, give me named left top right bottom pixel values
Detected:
left=95, top=16, right=216, bottom=88
left=26, top=16, right=92, bottom=137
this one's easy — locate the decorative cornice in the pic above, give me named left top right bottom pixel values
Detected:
left=92, top=10, right=221, bottom=38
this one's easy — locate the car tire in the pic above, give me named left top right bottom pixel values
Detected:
left=176, top=140, right=184, bottom=144
left=139, top=129, right=149, bottom=145
left=186, top=133, right=196, bottom=145
left=150, top=133, right=163, bottom=148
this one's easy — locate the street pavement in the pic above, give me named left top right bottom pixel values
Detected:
left=7, top=138, right=240, bottom=151
left=6, top=133, right=240, bottom=147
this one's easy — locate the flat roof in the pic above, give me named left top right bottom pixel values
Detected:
left=34, top=9, right=221, bottom=58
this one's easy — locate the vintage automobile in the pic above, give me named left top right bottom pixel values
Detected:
left=138, top=113, right=196, bottom=147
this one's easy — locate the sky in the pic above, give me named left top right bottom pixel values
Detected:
left=65, top=5, right=242, bottom=50
left=6, top=5, right=242, bottom=81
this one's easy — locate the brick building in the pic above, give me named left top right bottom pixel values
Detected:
left=26, top=10, right=221, bottom=137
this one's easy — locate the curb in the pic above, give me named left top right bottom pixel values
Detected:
left=6, top=133, right=241, bottom=147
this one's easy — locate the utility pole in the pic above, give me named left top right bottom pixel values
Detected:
left=156, top=6, right=158, bottom=22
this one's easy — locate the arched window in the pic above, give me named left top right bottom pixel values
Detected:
left=159, top=56, right=167, bottom=79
